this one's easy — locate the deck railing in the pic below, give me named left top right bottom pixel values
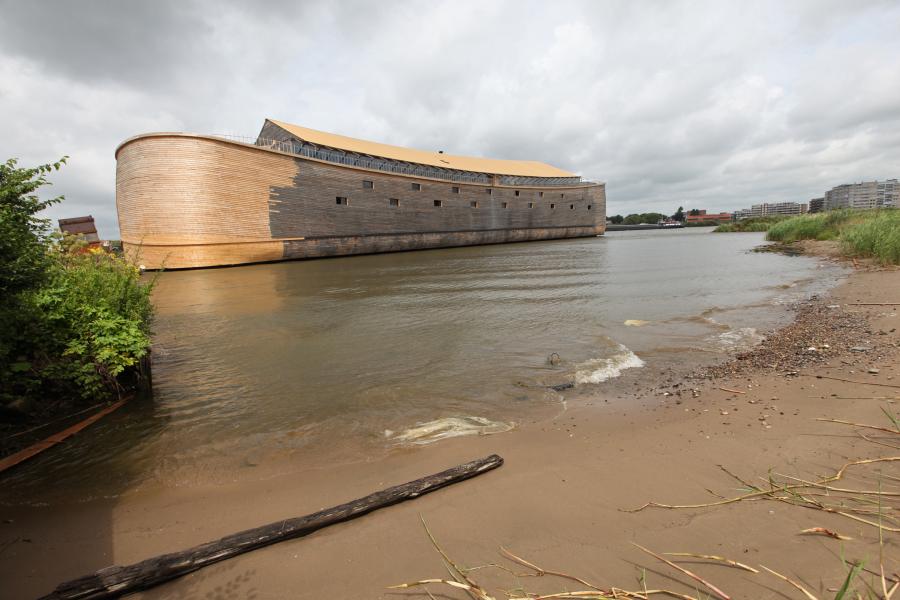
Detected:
left=209, top=134, right=592, bottom=187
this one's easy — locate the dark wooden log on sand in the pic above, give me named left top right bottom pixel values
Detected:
left=43, top=454, right=503, bottom=599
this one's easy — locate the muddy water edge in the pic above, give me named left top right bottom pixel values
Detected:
left=1, top=228, right=848, bottom=506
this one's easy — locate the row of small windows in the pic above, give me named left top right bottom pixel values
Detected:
left=337, top=196, right=591, bottom=210
left=362, top=179, right=567, bottom=198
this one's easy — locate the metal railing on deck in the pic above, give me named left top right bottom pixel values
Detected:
left=209, top=133, right=593, bottom=187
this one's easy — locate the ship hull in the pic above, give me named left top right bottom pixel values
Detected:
left=116, top=134, right=606, bottom=269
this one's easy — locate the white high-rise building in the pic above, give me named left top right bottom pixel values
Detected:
left=733, top=202, right=807, bottom=220
left=824, top=179, right=898, bottom=210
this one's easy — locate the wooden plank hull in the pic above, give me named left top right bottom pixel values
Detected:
left=116, top=134, right=606, bottom=269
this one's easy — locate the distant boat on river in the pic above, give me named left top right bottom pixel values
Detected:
left=657, top=219, right=684, bottom=228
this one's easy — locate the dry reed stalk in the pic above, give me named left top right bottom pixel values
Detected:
left=499, top=546, right=602, bottom=591
left=390, top=578, right=699, bottom=600
left=817, top=418, right=900, bottom=435
left=628, top=456, right=900, bottom=536
left=717, top=464, right=757, bottom=489
left=389, top=578, right=492, bottom=599
left=846, top=302, right=900, bottom=306
left=631, top=543, right=732, bottom=600
left=718, top=387, right=746, bottom=395
left=395, top=525, right=718, bottom=600
left=856, top=563, right=900, bottom=585
left=662, top=553, right=758, bottom=573
left=624, top=482, right=794, bottom=512
left=808, top=374, right=900, bottom=389
left=830, top=396, right=900, bottom=400
left=775, top=472, right=900, bottom=496
left=532, top=592, right=698, bottom=600
left=759, top=565, right=819, bottom=600
left=799, top=527, right=852, bottom=540
left=773, top=494, right=900, bottom=533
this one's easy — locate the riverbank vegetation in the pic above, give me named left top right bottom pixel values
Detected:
left=713, top=209, right=900, bottom=264
left=1, top=157, right=153, bottom=424
left=608, top=207, right=688, bottom=226
left=607, top=212, right=667, bottom=225
left=766, top=208, right=900, bottom=264
left=712, top=215, right=789, bottom=232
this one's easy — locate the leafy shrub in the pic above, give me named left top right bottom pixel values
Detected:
left=1, top=157, right=153, bottom=411
left=35, top=242, right=154, bottom=398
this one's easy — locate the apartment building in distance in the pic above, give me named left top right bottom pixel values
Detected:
left=824, top=179, right=898, bottom=210
left=808, top=197, right=825, bottom=213
left=733, top=202, right=808, bottom=220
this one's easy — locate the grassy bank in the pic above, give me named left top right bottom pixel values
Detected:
left=712, top=215, right=789, bottom=232
left=766, top=208, right=900, bottom=264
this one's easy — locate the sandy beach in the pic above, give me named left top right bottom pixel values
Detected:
left=3, top=257, right=899, bottom=599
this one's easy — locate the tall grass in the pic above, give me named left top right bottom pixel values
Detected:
left=713, top=216, right=787, bottom=232
left=765, top=208, right=900, bottom=264
left=766, top=209, right=855, bottom=242
left=841, top=209, right=900, bottom=264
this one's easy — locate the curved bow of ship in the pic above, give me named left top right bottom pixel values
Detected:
left=115, top=119, right=606, bottom=269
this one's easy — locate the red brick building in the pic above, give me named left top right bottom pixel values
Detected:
left=58, top=215, right=101, bottom=247
left=685, top=209, right=732, bottom=224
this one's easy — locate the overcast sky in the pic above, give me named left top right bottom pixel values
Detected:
left=1, top=0, right=899, bottom=236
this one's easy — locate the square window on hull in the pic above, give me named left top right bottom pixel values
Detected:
left=434, top=200, right=442, bottom=207
left=411, top=183, right=421, bottom=191
left=336, top=197, right=348, bottom=205
left=389, top=198, right=399, bottom=207
left=363, top=180, right=374, bottom=189
left=471, top=201, right=478, bottom=208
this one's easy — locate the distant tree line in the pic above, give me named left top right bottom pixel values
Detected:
left=608, top=206, right=686, bottom=225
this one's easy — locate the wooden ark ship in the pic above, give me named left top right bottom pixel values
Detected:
left=115, top=119, right=606, bottom=269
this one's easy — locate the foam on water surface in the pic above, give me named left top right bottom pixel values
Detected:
left=389, top=416, right=514, bottom=445
left=714, top=327, right=765, bottom=351
left=574, top=344, right=645, bottom=384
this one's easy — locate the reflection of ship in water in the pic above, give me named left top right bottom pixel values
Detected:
left=151, top=264, right=287, bottom=319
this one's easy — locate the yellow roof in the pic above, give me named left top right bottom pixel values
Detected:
left=267, top=119, right=577, bottom=178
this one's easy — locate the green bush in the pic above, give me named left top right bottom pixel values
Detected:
left=35, top=242, right=154, bottom=398
left=1, top=157, right=153, bottom=410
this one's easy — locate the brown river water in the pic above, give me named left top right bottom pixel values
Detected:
left=2, top=228, right=847, bottom=505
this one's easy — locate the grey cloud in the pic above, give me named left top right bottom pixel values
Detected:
left=0, top=0, right=898, bottom=234
left=0, top=0, right=210, bottom=86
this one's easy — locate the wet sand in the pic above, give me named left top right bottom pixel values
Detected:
left=2, top=262, right=898, bottom=599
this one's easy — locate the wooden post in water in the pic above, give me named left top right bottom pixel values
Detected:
left=42, top=454, right=504, bottom=599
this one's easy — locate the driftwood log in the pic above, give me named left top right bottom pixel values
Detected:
left=42, top=454, right=503, bottom=599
